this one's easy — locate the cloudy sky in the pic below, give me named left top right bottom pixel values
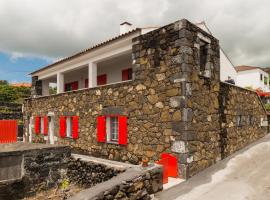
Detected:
left=0, top=0, right=269, bottom=82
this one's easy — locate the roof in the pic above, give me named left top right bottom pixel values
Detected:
left=10, top=82, right=31, bottom=87
left=30, top=28, right=141, bottom=75
left=235, top=65, right=261, bottom=72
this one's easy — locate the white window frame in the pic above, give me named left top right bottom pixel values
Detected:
left=66, top=117, right=72, bottom=138
left=106, top=116, right=119, bottom=143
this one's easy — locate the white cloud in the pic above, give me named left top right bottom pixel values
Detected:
left=0, top=0, right=270, bottom=66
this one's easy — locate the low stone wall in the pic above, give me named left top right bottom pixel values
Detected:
left=0, top=143, right=70, bottom=199
left=0, top=102, right=22, bottom=120
left=67, top=158, right=123, bottom=188
left=68, top=163, right=163, bottom=200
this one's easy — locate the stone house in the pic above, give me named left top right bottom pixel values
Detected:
left=23, top=19, right=269, bottom=179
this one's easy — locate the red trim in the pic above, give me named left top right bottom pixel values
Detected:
left=97, top=116, right=106, bottom=142
left=59, top=116, right=66, bottom=138
left=72, top=116, right=79, bottom=139
left=35, top=116, right=40, bottom=134
left=43, top=116, right=48, bottom=135
left=118, top=116, right=127, bottom=145
left=97, top=74, right=107, bottom=85
left=122, top=68, right=132, bottom=81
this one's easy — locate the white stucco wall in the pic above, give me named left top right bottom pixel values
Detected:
left=236, top=69, right=270, bottom=92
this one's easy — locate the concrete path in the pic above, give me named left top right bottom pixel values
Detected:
left=156, top=134, right=270, bottom=200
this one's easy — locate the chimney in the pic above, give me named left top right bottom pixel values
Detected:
left=120, top=22, right=133, bottom=35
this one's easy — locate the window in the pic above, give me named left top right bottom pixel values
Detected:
left=85, top=79, right=89, bottom=88
left=264, top=76, right=268, bottom=85
left=248, top=115, right=254, bottom=126
left=122, top=68, right=133, bottom=81
left=199, top=40, right=208, bottom=73
left=236, top=115, right=242, bottom=127
left=66, top=117, right=72, bottom=138
left=65, top=81, right=79, bottom=92
left=260, top=74, right=263, bottom=81
left=97, top=74, right=107, bottom=85
left=97, top=115, right=127, bottom=145
left=109, top=117, right=119, bottom=142
left=59, top=116, right=79, bottom=139
left=35, top=116, right=48, bottom=135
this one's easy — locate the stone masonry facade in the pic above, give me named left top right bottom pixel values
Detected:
left=23, top=19, right=269, bottom=179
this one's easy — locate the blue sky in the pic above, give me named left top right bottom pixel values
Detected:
left=0, top=52, right=50, bottom=83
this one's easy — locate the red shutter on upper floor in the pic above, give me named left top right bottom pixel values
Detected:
left=97, top=74, right=107, bottom=85
left=118, top=116, right=127, bottom=145
left=43, top=116, right=48, bottom=135
left=59, top=116, right=67, bottom=138
left=122, top=68, right=132, bottom=81
left=85, top=79, right=89, bottom=88
left=97, top=116, right=106, bottom=142
left=72, top=81, right=79, bottom=90
left=35, top=116, right=40, bottom=134
left=72, top=116, right=79, bottom=139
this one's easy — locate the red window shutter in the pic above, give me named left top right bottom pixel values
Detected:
left=72, top=116, right=79, bottom=139
left=59, top=116, right=66, bottom=138
left=97, top=116, right=106, bottom=142
left=72, top=81, right=79, bottom=90
left=122, top=68, right=132, bottom=81
left=97, top=74, right=107, bottom=85
left=44, top=116, right=48, bottom=135
left=85, top=79, right=89, bottom=88
left=35, top=116, right=40, bottom=134
left=118, top=116, right=127, bottom=145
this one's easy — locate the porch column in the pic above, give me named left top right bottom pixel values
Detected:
left=57, top=72, right=64, bottom=93
left=88, top=62, right=97, bottom=88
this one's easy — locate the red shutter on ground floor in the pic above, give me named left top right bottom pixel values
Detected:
left=35, top=116, right=40, bottom=134
left=97, top=116, right=106, bottom=142
left=72, top=116, right=79, bottom=139
left=43, top=116, right=48, bottom=135
left=59, top=116, right=66, bottom=138
left=118, top=116, right=127, bottom=145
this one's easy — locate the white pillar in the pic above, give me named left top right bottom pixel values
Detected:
left=88, top=62, right=97, bottom=88
left=57, top=72, right=64, bottom=93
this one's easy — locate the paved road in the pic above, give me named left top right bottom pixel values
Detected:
left=156, top=134, right=270, bottom=200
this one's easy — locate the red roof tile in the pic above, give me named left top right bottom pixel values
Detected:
left=235, top=65, right=261, bottom=72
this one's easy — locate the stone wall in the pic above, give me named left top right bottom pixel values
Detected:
left=0, top=144, right=70, bottom=199
left=0, top=102, right=22, bottom=120
left=68, top=164, right=163, bottom=200
left=67, top=158, right=123, bottom=188
left=219, top=82, right=268, bottom=158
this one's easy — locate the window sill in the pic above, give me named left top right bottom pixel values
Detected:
left=106, top=141, right=119, bottom=145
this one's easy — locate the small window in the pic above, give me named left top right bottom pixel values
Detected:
left=106, top=116, right=119, bottom=142
left=248, top=115, right=254, bottom=126
left=66, top=117, right=72, bottom=138
left=199, top=40, right=208, bottom=73
left=236, top=115, right=242, bottom=127
left=264, top=76, right=268, bottom=85
left=260, top=74, right=263, bottom=81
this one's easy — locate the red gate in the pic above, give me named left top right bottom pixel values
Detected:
left=0, top=120, right=17, bottom=143
left=156, top=153, right=178, bottom=184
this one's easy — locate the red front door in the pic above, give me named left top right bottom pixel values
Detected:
left=97, top=74, right=107, bottom=85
